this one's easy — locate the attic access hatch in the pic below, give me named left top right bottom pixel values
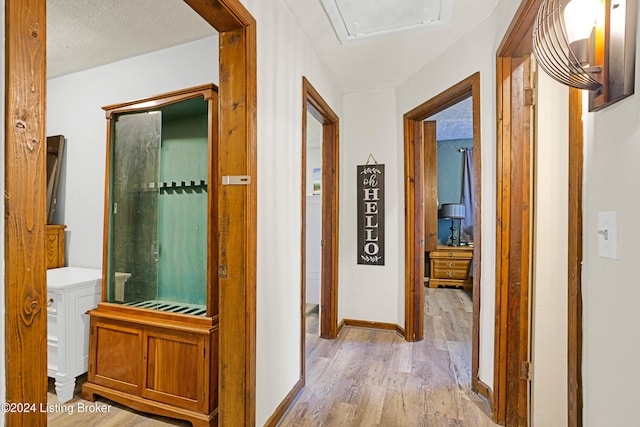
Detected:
left=321, top=0, right=453, bottom=43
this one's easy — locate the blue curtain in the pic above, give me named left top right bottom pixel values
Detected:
left=460, top=149, right=474, bottom=242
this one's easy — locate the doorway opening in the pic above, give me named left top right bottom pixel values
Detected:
left=304, top=109, right=324, bottom=339
left=301, top=77, right=339, bottom=346
left=5, top=0, right=257, bottom=425
left=495, top=1, right=584, bottom=425
left=403, top=72, right=482, bottom=396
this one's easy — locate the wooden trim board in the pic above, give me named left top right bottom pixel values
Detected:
left=5, top=1, right=48, bottom=425
left=495, top=1, right=584, bottom=425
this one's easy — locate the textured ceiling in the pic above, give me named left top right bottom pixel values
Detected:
left=429, top=97, right=473, bottom=141
left=46, top=0, right=216, bottom=79
left=47, top=0, right=498, bottom=93
left=283, top=0, right=499, bottom=92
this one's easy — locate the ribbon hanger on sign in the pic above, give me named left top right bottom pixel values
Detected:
left=365, top=154, right=378, bottom=166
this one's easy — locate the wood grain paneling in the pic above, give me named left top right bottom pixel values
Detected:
left=423, top=121, right=438, bottom=252
left=91, top=320, right=143, bottom=394
left=494, top=53, right=534, bottom=427
left=403, top=116, right=425, bottom=341
left=568, top=88, right=584, bottom=427
left=145, top=335, right=200, bottom=402
left=494, top=55, right=510, bottom=425
left=46, top=224, right=67, bottom=269
left=5, top=0, right=48, bottom=425
left=182, top=2, right=257, bottom=425
left=496, top=2, right=585, bottom=425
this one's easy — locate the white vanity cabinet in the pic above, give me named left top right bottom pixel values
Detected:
left=47, top=267, right=102, bottom=403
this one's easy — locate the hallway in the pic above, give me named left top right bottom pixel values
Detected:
left=46, top=288, right=498, bottom=426
left=280, top=288, right=498, bottom=426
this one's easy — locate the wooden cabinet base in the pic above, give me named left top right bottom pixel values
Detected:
left=83, top=304, right=218, bottom=426
left=82, top=382, right=217, bottom=427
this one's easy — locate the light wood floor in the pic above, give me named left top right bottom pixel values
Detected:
left=280, top=288, right=498, bottom=427
left=47, top=288, right=496, bottom=426
left=47, top=376, right=189, bottom=426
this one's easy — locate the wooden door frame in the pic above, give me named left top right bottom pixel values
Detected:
left=495, top=53, right=534, bottom=426
left=403, top=73, right=483, bottom=394
left=5, top=2, right=48, bottom=425
left=5, top=0, right=257, bottom=425
left=301, top=77, right=340, bottom=341
left=267, top=76, right=341, bottom=426
left=496, top=1, right=583, bottom=425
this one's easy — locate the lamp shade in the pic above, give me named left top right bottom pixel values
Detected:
left=439, top=203, right=465, bottom=219
left=532, top=0, right=601, bottom=90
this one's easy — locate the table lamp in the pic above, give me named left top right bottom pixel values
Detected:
left=439, top=203, right=466, bottom=247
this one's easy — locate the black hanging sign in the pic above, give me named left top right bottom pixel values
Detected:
left=357, top=163, right=385, bottom=265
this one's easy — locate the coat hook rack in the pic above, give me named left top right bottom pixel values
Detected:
left=365, top=154, right=378, bottom=165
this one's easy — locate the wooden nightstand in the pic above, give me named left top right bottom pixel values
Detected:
left=429, top=245, right=473, bottom=291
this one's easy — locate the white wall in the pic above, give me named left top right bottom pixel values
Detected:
left=305, top=111, right=322, bottom=196
left=305, top=195, right=321, bottom=305
left=238, top=1, right=343, bottom=424
left=305, top=113, right=322, bottom=305
left=0, top=1, right=6, bottom=425
left=341, top=89, right=400, bottom=324
left=47, top=36, right=219, bottom=269
left=531, top=71, right=569, bottom=425
left=582, top=6, right=640, bottom=424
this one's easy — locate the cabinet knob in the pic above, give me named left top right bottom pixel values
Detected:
left=447, top=262, right=456, bottom=268
left=47, top=298, right=54, bottom=307
left=447, top=271, right=455, bottom=278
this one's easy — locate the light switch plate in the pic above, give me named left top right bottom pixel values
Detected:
left=597, top=211, right=618, bottom=259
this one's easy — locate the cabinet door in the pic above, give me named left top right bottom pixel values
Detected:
left=108, top=112, right=161, bottom=303
left=88, top=318, right=143, bottom=395
left=142, top=329, right=208, bottom=412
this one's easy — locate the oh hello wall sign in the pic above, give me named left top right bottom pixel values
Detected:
left=357, top=163, right=385, bottom=265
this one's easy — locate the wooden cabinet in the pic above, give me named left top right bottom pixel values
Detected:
left=46, top=224, right=66, bottom=269
left=85, top=308, right=217, bottom=423
left=429, top=246, right=473, bottom=290
left=47, top=267, right=102, bottom=403
left=82, top=85, right=219, bottom=427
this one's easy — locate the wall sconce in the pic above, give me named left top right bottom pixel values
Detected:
left=439, top=203, right=465, bottom=247
left=532, top=0, right=638, bottom=111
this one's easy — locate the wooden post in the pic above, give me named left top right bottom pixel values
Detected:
left=5, top=0, right=48, bottom=424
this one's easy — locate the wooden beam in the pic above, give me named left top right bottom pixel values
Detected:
left=217, top=25, right=256, bottom=426
left=494, top=55, right=512, bottom=425
left=5, top=0, right=48, bottom=424
left=403, top=116, right=424, bottom=342
left=423, top=121, right=438, bottom=252
left=183, top=1, right=257, bottom=425
left=568, top=88, right=584, bottom=427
